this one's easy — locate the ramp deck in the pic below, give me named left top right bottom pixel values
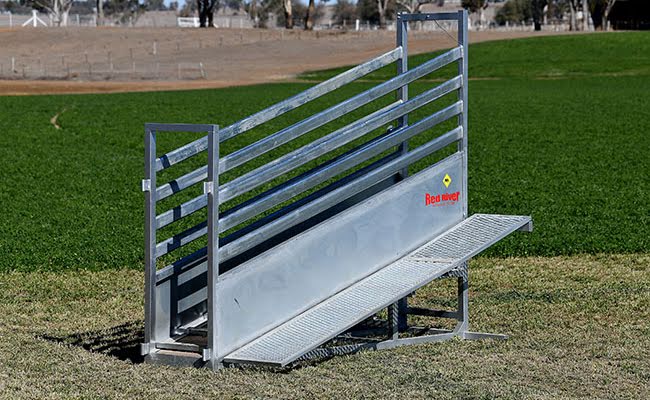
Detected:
left=224, top=214, right=531, bottom=366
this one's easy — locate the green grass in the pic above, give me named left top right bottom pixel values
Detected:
left=0, top=254, right=648, bottom=398
left=300, top=32, right=650, bottom=81
left=0, top=32, right=649, bottom=273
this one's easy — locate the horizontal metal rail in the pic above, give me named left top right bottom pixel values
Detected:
left=155, top=100, right=403, bottom=202
left=218, top=150, right=402, bottom=245
left=219, top=125, right=464, bottom=261
left=219, top=101, right=463, bottom=233
left=399, top=12, right=461, bottom=22
left=155, top=76, right=461, bottom=230
left=153, top=46, right=462, bottom=202
left=156, top=220, right=207, bottom=258
left=154, top=150, right=402, bottom=284
left=217, top=46, right=462, bottom=175
left=156, top=194, right=207, bottom=230
left=219, top=77, right=462, bottom=204
left=154, top=47, right=403, bottom=172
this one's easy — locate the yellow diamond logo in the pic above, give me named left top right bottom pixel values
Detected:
left=443, top=174, right=452, bottom=188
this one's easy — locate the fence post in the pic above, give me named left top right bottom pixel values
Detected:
left=458, top=9, right=469, bottom=220
left=142, top=125, right=157, bottom=356
left=395, top=12, right=409, bottom=332
left=395, top=12, right=409, bottom=179
left=205, top=125, right=221, bottom=370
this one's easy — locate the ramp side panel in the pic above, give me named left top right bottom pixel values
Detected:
left=215, top=153, right=465, bottom=358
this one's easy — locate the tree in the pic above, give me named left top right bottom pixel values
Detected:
left=376, top=0, right=389, bottom=27
left=589, top=0, right=616, bottom=30
left=304, top=0, right=315, bottom=29
left=104, top=0, right=145, bottom=24
left=357, top=0, right=395, bottom=26
left=283, top=0, right=293, bottom=28
left=197, top=0, right=219, bottom=27
left=531, top=0, right=547, bottom=30
left=28, top=0, right=74, bottom=26
left=461, top=0, right=488, bottom=30
left=396, top=0, right=433, bottom=14
left=333, top=0, right=357, bottom=25
left=494, top=0, right=532, bottom=25
left=96, top=0, right=104, bottom=26
left=145, top=0, right=167, bottom=10
left=567, top=0, right=577, bottom=30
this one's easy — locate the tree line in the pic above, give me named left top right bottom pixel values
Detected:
left=1, top=0, right=619, bottom=31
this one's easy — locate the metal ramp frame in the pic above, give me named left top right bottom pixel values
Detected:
left=224, top=214, right=532, bottom=366
left=140, top=11, right=533, bottom=370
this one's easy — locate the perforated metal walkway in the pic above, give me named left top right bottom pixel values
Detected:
left=224, top=214, right=531, bottom=366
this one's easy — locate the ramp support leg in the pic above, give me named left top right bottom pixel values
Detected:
left=457, top=270, right=469, bottom=331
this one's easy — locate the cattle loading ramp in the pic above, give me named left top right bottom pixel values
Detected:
left=140, top=11, right=532, bottom=369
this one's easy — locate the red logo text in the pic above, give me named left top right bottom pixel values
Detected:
left=425, top=191, right=460, bottom=207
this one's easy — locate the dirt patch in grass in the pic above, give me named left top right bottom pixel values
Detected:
left=0, top=27, right=574, bottom=95
left=1, top=254, right=648, bottom=399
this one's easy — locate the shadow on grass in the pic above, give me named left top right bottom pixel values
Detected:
left=39, top=321, right=145, bottom=364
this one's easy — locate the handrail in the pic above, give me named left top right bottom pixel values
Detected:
left=155, top=75, right=462, bottom=230
left=220, top=76, right=462, bottom=203
left=153, top=46, right=462, bottom=201
left=154, top=47, right=403, bottom=172
left=219, top=101, right=463, bottom=233
left=216, top=46, right=462, bottom=175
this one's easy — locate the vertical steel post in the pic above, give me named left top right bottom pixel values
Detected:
left=387, top=303, right=399, bottom=340
left=457, top=9, right=470, bottom=336
left=205, top=125, right=221, bottom=370
left=143, top=125, right=157, bottom=355
left=458, top=9, right=469, bottom=219
left=396, top=12, right=409, bottom=179
left=458, top=276, right=469, bottom=333
left=396, top=12, right=410, bottom=332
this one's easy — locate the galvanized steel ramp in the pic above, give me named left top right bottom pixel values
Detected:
left=140, top=11, right=534, bottom=370
left=224, top=214, right=530, bottom=366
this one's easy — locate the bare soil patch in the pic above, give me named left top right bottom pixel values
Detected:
left=0, top=27, right=569, bottom=95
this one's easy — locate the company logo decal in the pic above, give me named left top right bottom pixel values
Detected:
left=443, top=173, right=452, bottom=188
left=424, top=173, right=460, bottom=207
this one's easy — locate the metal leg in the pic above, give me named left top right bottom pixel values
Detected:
left=397, top=297, right=408, bottom=332
left=457, top=271, right=469, bottom=332
left=387, top=303, right=399, bottom=340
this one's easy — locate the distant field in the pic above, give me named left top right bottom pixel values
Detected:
left=301, top=32, right=650, bottom=80
left=0, top=32, right=649, bottom=272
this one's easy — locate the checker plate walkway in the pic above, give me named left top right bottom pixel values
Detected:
left=224, top=214, right=531, bottom=366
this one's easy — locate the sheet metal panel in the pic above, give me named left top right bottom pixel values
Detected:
left=214, top=153, right=465, bottom=358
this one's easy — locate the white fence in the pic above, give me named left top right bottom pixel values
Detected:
left=177, top=16, right=253, bottom=29
left=0, top=11, right=97, bottom=27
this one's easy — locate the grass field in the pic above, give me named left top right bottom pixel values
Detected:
left=0, top=32, right=649, bottom=399
left=0, top=254, right=647, bottom=399
left=0, top=34, right=648, bottom=272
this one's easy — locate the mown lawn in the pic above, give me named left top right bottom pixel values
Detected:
left=0, top=254, right=648, bottom=399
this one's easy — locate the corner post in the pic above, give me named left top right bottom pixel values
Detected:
left=205, top=125, right=221, bottom=370
left=143, top=124, right=157, bottom=355
left=396, top=12, right=409, bottom=178
left=395, top=12, right=410, bottom=332
left=458, top=9, right=469, bottom=219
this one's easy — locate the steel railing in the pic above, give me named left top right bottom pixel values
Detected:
left=142, top=11, right=469, bottom=363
